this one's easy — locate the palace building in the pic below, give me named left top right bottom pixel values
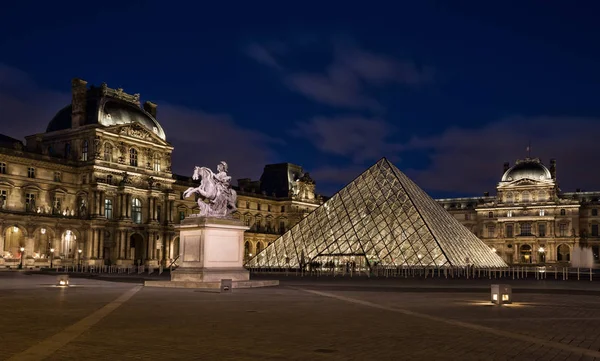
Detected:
left=0, top=79, right=322, bottom=269
left=437, top=158, right=600, bottom=265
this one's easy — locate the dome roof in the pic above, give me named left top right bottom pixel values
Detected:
left=501, top=158, right=551, bottom=182
left=46, top=86, right=166, bottom=141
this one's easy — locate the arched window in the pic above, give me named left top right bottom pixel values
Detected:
left=105, top=199, right=113, bottom=219
left=104, top=143, right=113, bottom=162
left=560, top=209, right=566, bottom=216
left=106, top=175, right=113, bottom=185
left=81, top=140, right=88, bottom=161
left=522, top=192, right=530, bottom=202
left=488, top=211, right=494, bottom=218
left=505, top=193, right=513, bottom=203
left=129, top=148, right=138, bottom=167
left=244, top=241, right=250, bottom=258
left=132, top=198, right=142, bottom=224
left=256, top=241, right=263, bottom=255
left=153, top=153, right=161, bottom=172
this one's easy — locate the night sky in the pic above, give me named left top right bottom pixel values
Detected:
left=1, top=1, right=600, bottom=198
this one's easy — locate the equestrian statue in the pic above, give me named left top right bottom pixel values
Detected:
left=182, top=161, right=238, bottom=217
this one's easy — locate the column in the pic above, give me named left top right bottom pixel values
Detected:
left=92, top=229, right=98, bottom=259
left=153, top=198, right=158, bottom=221
left=168, top=200, right=174, bottom=222
left=126, top=194, right=132, bottom=218
left=148, top=197, right=154, bottom=221
left=99, top=192, right=105, bottom=217
left=120, top=194, right=126, bottom=219
left=0, top=233, right=4, bottom=255
left=86, top=229, right=93, bottom=258
left=120, top=231, right=127, bottom=259
left=146, top=233, right=153, bottom=260
left=98, top=230, right=104, bottom=260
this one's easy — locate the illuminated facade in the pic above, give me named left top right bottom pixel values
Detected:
left=437, top=157, right=600, bottom=265
left=0, top=79, right=322, bottom=268
left=247, top=158, right=506, bottom=270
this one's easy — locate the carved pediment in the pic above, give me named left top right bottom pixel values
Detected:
left=118, top=123, right=153, bottom=140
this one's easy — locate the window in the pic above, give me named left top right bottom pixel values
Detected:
left=179, top=211, right=185, bottom=220
left=245, top=217, right=251, bottom=227
left=488, top=212, right=494, bottom=218
left=27, top=167, right=35, bottom=179
left=281, top=206, right=285, bottom=212
left=538, top=224, right=546, bottom=237
left=104, top=143, right=113, bottom=162
left=105, top=199, right=113, bottom=219
left=53, top=171, right=61, bottom=182
left=266, top=219, right=272, bottom=232
left=506, top=224, right=514, bottom=238
left=560, top=209, right=566, bottom=216
left=106, top=175, right=113, bottom=185
left=152, top=153, right=161, bottom=172
left=279, top=221, right=286, bottom=234
left=592, top=224, right=599, bottom=237
left=507, top=210, right=513, bottom=217
left=82, top=140, right=88, bottom=161
left=255, top=219, right=262, bottom=231
left=246, top=201, right=250, bottom=209
left=132, top=198, right=142, bottom=224
left=505, top=193, right=513, bottom=203
left=487, top=226, right=495, bottom=238
left=521, top=223, right=532, bottom=236
left=257, top=203, right=261, bottom=211
left=157, top=205, right=161, bottom=222
left=0, top=189, right=6, bottom=209
left=522, top=192, right=530, bottom=202
left=593, top=209, right=598, bottom=217
left=0, top=162, right=5, bottom=174
left=129, top=148, right=138, bottom=167
left=539, top=209, right=545, bottom=216
left=64, top=143, right=71, bottom=158
left=559, top=223, right=567, bottom=237
left=25, top=193, right=36, bottom=212
left=267, top=205, right=271, bottom=212
left=82, top=175, right=87, bottom=184
left=464, top=213, right=470, bottom=220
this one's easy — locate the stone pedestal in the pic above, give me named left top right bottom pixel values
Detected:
left=171, top=216, right=249, bottom=282
left=145, top=216, right=279, bottom=290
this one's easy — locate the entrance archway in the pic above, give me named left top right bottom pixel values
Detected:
left=130, top=233, right=145, bottom=264
left=520, top=244, right=532, bottom=263
left=3, top=226, right=24, bottom=259
left=557, top=244, right=570, bottom=262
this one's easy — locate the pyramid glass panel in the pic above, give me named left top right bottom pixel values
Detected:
left=247, top=158, right=507, bottom=269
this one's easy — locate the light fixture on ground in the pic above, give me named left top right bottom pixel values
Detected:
left=41, top=228, right=46, bottom=235
left=50, top=248, right=55, bottom=268
left=19, top=246, right=25, bottom=269
left=57, top=275, right=69, bottom=286
left=491, top=284, right=512, bottom=305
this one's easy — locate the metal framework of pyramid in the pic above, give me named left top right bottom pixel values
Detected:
left=246, top=158, right=507, bottom=269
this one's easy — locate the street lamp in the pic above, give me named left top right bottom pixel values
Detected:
left=50, top=248, right=55, bottom=268
left=78, top=249, right=82, bottom=267
left=19, top=246, right=25, bottom=269
left=41, top=228, right=46, bottom=235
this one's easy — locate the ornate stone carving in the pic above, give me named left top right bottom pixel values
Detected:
left=94, top=136, right=101, bottom=158
left=182, top=161, right=238, bottom=218
left=118, top=142, right=127, bottom=164
left=119, top=124, right=152, bottom=140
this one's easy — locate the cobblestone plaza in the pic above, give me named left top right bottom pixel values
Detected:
left=2, top=271, right=600, bottom=361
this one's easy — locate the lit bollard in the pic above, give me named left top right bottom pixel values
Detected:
left=57, top=275, right=70, bottom=287
left=491, top=284, right=512, bottom=305
left=220, top=279, right=232, bottom=293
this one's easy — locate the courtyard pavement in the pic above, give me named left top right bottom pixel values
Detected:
left=2, top=271, right=600, bottom=360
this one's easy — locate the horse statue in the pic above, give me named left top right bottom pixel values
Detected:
left=182, top=161, right=237, bottom=218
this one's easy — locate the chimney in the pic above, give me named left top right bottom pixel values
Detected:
left=71, top=78, right=88, bottom=128
left=503, top=162, right=510, bottom=173
left=483, top=192, right=490, bottom=197
left=550, top=158, right=557, bottom=179
left=576, top=188, right=581, bottom=193
left=144, top=101, right=158, bottom=118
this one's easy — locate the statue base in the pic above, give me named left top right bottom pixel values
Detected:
left=147, top=216, right=263, bottom=288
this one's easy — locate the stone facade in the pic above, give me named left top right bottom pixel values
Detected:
left=0, top=79, right=322, bottom=268
left=436, top=157, right=600, bottom=265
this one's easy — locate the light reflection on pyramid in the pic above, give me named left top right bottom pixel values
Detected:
left=246, top=158, right=507, bottom=269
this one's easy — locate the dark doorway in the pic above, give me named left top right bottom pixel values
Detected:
left=130, top=233, right=145, bottom=264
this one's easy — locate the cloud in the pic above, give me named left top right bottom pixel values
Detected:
left=0, top=64, right=70, bottom=139
left=248, top=40, right=432, bottom=110
left=292, top=115, right=402, bottom=163
left=159, top=105, right=283, bottom=181
left=245, top=43, right=283, bottom=71
left=400, top=116, right=600, bottom=194
left=0, top=63, right=281, bottom=183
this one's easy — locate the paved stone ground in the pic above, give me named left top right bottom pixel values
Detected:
left=2, top=271, right=600, bottom=360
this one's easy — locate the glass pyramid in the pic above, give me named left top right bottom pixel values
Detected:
left=246, top=158, right=507, bottom=269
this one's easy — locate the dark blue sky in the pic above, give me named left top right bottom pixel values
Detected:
left=2, top=1, right=600, bottom=197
